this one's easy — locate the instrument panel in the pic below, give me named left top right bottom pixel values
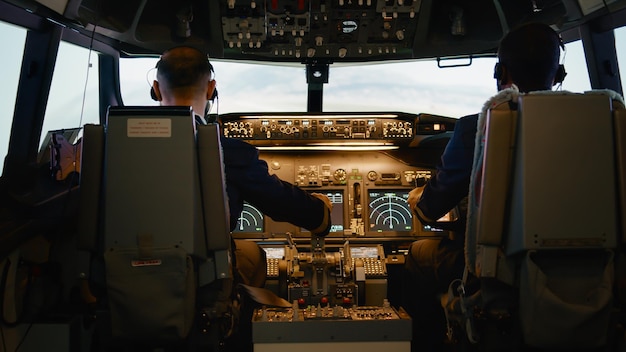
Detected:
left=220, top=112, right=418, bottom=145
left=224, top=112, right=457, bottom=241
left=231, top=150, right=436, bottom=239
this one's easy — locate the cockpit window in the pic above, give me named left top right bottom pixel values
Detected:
left=119, top=58, right=309, bottom=113
left=120, top=40, right=595, bottom=119
left=324, top=58, right=498, bottom=117
left=560, top=39, right=591, bottom=92
left=615, top=25, right=626, bottom=91
left=325, top=40, right=592, bottom=118
left=118, top=57, right=159, bottom=107
left=212, top=62, right=309, bottom=113
left=41, top=41, right=100, bottom=147
left=0, top=21, right=26, bottom=176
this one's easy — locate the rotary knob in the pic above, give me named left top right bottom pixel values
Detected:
left=333, top=168, right=347, bottom=182
left=367, top=171, right=378, bottom=181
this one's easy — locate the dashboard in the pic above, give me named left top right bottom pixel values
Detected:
left=219, top=111, right=458, bottom=242
left=220, top=111, right=461, bottom=311
left=232, top=151, right=433, bottom=239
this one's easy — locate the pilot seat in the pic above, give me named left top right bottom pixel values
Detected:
left=77, top=106, right=236, bottom=351
left=442, top=89, right=626, bottom=351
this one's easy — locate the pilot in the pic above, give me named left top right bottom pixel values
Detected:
left=403, top=22, right=566, bottom=351
left=150, top=46, right=332, bottom=290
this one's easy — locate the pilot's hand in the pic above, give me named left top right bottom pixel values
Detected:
left=311, top=193, right=332, bottom=211
left=407, top=187, right=424, bottom=212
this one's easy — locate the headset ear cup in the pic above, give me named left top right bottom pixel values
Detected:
left=554, top=64, right=567, bottom=84
left=150, top=87, right=158, bottom=101
left=493, top=62, right=508, bottom=86
left=493, top=63, right=502, bottom=80
left=208, top=61, right=217, bottom=101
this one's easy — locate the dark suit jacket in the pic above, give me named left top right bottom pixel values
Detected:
left=416, top=113, right=478, bottom=228
left=221, top=136, right=330, bottom=235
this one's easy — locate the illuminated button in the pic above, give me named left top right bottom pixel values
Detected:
left=321, top=297, right=329, bottom=305
left=298, top=298, right=306, bottom=305
left=342, top=297, right=352, bottom=304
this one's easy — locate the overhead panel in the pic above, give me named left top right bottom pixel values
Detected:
left=221, top=0, right=420, bottom=61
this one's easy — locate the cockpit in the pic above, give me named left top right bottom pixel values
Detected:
left=1, top=0, right=625, bottom=351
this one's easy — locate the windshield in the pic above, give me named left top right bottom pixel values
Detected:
left=120, top=38, right=591, bottom=118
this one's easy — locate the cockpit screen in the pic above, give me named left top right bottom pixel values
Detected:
left=233, top=201, right=264, bottom=233
left=263, top=247, right=285, bottom=259
left=302, top=190, right=344, bottom=234
left=350, top=246, right=379, bottom=258
left=367, top=189, right=413, bottom=233
left=327, top=190, right=344, bottom=233
left=422, top=211, right=457, bottom=232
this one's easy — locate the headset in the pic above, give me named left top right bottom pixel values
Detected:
left=493, top=24, right=567, bottom=86
left=493, top=63, right=567, bottom=87
left=150, top=49, right=218, bottom=102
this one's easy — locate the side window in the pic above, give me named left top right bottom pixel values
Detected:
left=560, top=39, right=592, bottom=92
left=41, top=41, right=100, bottom=147
left=0, top=21, right=27, bottom=176
left=615, top=26, right=626, bottom=92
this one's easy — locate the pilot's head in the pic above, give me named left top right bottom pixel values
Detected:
left=495, top=22, right=566, bottom=92
left=151, top=46, right=217, bottom=114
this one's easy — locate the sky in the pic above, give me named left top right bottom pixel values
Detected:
left=118, top=48, right=593, bottom=118
left=1, top=21, right=625, bottom=174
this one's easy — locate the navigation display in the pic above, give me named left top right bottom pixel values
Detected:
left=422, top=210, right=458, bottom=232
left=367, top=189, right=413, bottom=233
left=233, top=201, right=264, bottom=233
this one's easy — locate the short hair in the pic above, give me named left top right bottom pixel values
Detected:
left=498, top=22, right=562, bottom=91
left=155, top=46, right=213, bottom=93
